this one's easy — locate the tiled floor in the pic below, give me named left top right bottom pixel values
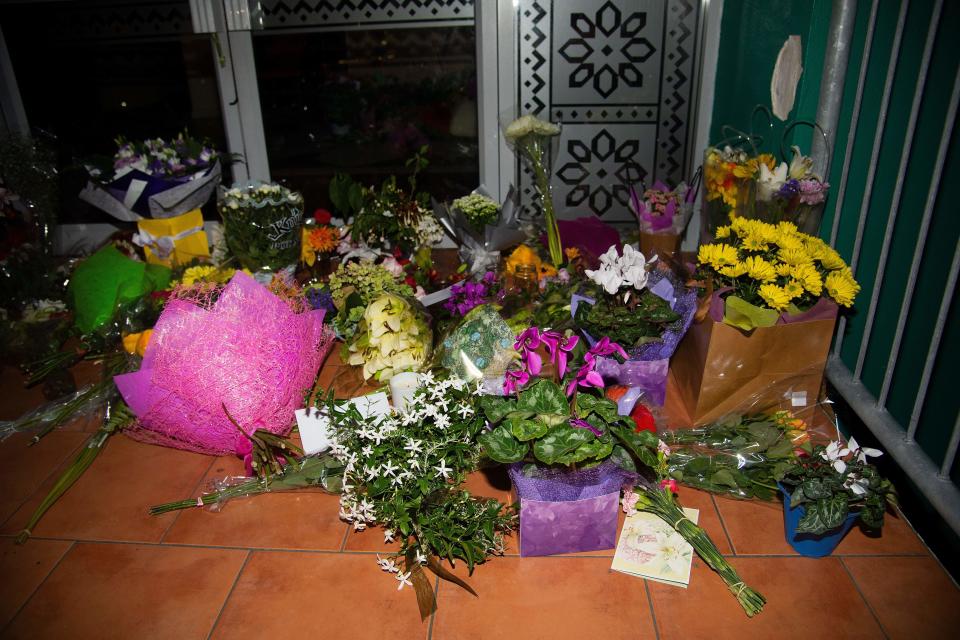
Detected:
left=1, top=353, right=958, bottom=639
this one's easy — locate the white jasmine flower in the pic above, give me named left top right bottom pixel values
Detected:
left=435, top=459, right=452, bottom=479
left=383, top=529, right=395, bottom=543
left=414, top=550, right=428, bottom=565
left=377, top=554, right=398, bottom=572
left=403, top=439, right=423, bottom=455
left=396, top=571, right=413, bottom=590
left=434, top=414, right=451, bottom=430
left=381, top=460, right=399, bottom=477
left=457, top=403, right=474, bottom=419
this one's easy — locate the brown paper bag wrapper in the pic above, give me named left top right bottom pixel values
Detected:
left=639, top=231, right=681, bottom=260
left=671, top=304, right=836, bottom=425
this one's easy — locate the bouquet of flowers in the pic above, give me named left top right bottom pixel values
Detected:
left=80, top=133, right=223, bottom=221
left=478, top=328, right=766, bottom=616
left=662, top=410, right=812, bottom=500
left=504, top=115, right=563, bottom=268
left=779, top=437, right=896, bottom=535
left=740, top=146, right=830, bottom=234
left=334, top=147, right=442, bottom=254
left=697, top=217, right=859, bottom=329
left=629, top=179, right=696, bottom=258
left=433, top=187, right=526, bottom=275
left=219, top=183, right=304, bottom=272
left=574, top=245, right=681, bottom=348
left=327, top=260, right=413, bottom=340
left=345, top=292, right=432, bottom=382
left=325, top=375, right=516, bottom=617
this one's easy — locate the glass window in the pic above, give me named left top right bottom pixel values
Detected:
left=252, top=26, right=479, bottom=210
left=0, top=0, right=227, bottom=223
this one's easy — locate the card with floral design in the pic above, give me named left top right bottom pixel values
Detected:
left=611, top=507, right=699, bottom=588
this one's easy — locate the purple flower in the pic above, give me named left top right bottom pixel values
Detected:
left=777, top=178, right=801, bottom=200
left=514, top=327, right=543, bottom=376
left=569, top=417, right=603, bottom=437
left=444, top=273, right=498, bottom=317
left=565, top=336, right=627, bottom=396
left=504, top=369, right=530, bottom=395
left=540, top=330, right=579, bottom=378
left=798, top=179, right=829, bottom=205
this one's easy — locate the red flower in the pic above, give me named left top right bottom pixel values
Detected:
left=313, top=208, right=332, bottom=225
left=631, top=403, right=657, bottom=434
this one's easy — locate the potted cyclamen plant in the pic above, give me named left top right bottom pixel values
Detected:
left=572, top=244, right=696, bottom=407
left=778, top=437, right=896, bottom=557
left=478, top=327, right=767, bottom=616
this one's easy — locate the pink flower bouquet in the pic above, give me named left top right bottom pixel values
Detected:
left=115, top=271, right=334, bottom=455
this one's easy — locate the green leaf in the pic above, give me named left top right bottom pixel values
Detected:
left=710, top=469, right=740, bottom=488
left=532, top=425, right=593, bottom=465
left=796, top=494, right=849, bottom=535
left=478, top=396, right=517, bottom=425
left=516, top=379, right=569, bottom=417
left=508, top=417, right=548, bottom=442
left=478, top=426, right=528, bottom=463
left=576, top=393, right=621, bottom=424
left=610, top=445, right=637, bottom=473
left=610, top=425, right=660, bottom=469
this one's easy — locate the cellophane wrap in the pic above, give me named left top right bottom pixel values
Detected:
left=116, top=271, right=334, bottom=455
left=509, top=460, right=632, bottom=556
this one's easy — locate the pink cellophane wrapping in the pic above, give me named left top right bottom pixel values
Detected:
left=115, top=271, right=334, bottom=455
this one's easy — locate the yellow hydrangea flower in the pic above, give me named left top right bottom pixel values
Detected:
left=759, top=283, right=792, bottom=311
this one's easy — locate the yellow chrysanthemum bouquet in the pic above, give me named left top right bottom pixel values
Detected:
left=697, top=218, right=858, bottom=330
left=673, top=219, right=858, bottom=424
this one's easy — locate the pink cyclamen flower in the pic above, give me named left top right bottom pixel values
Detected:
left=589, top=336, right=629, bottom=361
left=540, top=331, right=579, bottom=378
left=514, top=327, right=543, bottom=376
left=504, top=369, right=530, bottom=395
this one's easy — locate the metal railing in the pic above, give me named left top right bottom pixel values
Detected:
left=815, top=0, right=960, bottom=533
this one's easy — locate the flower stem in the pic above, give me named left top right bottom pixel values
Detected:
left=635, top=487, right=766, bottom=617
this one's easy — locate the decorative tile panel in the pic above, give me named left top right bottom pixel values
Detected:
left=518, top=0, right=700, bottom=223
left=259, top=0, right=474, bottom=30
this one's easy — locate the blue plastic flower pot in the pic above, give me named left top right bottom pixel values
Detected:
left=779, top=483, right=858, bottom=557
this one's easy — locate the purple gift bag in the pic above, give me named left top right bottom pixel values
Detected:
left=508, top=461, right=631, bottom=556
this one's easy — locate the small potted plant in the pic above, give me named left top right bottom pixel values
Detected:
left=778, top=437, right=896, bottom=557
left=219, top=182, right=304, bottom=273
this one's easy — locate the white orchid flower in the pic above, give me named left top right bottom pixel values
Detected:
left=757, top=161, right=788, bottom=201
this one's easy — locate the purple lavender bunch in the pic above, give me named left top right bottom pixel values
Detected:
left=305, top=287, right=337, bottom=318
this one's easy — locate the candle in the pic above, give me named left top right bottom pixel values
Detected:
left=389, top=371, right=422, bottom=412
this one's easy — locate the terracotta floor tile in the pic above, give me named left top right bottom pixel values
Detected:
left=713, top=495, right=794, bottom=555
left=462, top=466, right=515, bottom=505
left=342, top=524, right=403, bottom=553
left=844, top=556, right=960, bottom=639
left=714, top=494, right=927, bottom=556
left=1, top=434, right=212, bottom=542
left=0, top=431, right=87, bottom=527
left=674, top=488, right=734, bottom=555
left=3, top=542, right=246, bottom=639
left=210, top=551, right=429, bottom=639
left=315, top=362, right=340, bottom=391
left=432, top=556, right=657, bottom=639
left=0, top=537, right=72, bottom=628
left=648, top=556, right=884, bottom=639
left=162, top=455, right=348, bottom=550
left=835, top=509, right=928, bottom=555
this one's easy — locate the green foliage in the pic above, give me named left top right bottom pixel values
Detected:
left=326, top=376, right=515, bottom=572
left=573, top=287, right=680, bottom=348
left=780, top=441, right=897, bottom=536
left=477, top=379, right=658, bottom=472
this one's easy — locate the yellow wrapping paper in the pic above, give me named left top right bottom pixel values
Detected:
left=136, top=209, right=209, bottom=267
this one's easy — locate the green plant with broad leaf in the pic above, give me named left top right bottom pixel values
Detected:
left=779, top=438, right=896, bottom=535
